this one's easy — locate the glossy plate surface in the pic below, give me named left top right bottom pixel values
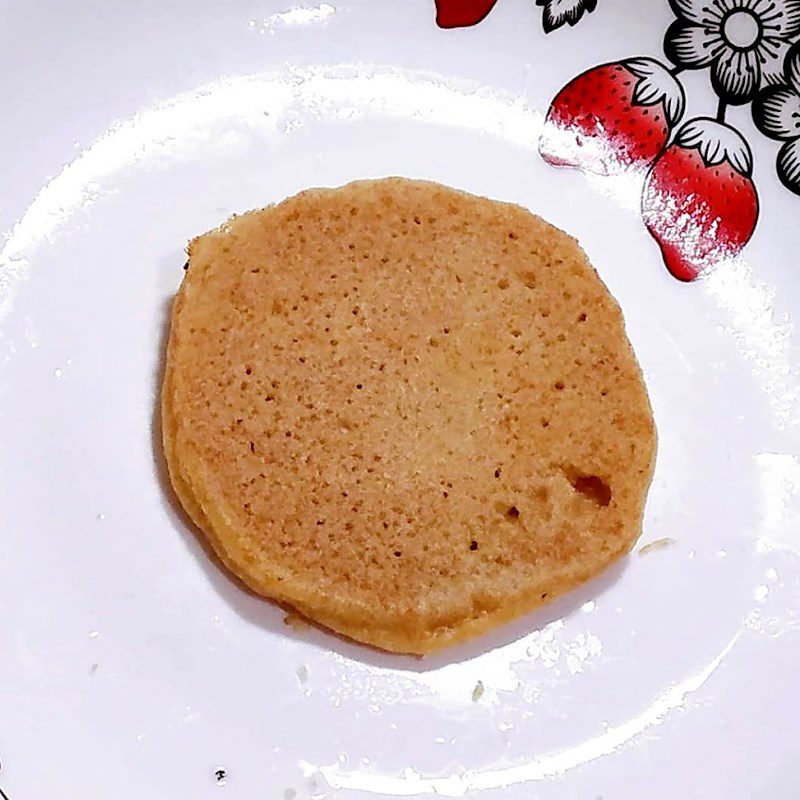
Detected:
left=1, top=1, right=799, bottom=797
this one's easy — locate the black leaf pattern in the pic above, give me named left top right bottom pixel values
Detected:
left=778, top=138, right=800, bottom=192
left=536, top=0, right=598, bottom=33
left=753, top=86, right=800, bottom=139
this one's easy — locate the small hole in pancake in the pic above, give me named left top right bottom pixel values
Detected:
left=541, top=418, right=550, bottom=428
left=571, top=475, right=612, bottom=507
left=578, top=312, right=587, bottom=322
left=506, top=506, right=520, bottom=520
left=554, top=381, right=565, bottom=391
left=470, top=540, right=479, bottom=551
left=494, top=468, right=501, bottom=478
left=394, top=550, right=402, bottom=557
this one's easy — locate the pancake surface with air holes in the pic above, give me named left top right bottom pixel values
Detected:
left=161, top=177, right=656, bottom=654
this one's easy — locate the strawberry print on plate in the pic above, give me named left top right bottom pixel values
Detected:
left=435, top=0, right=597, bottom=30
left=642, top=118, right=759, bottom=281
left=436, top=0, right=800, bottom=281
left=538, top=58, right=685, bottom=176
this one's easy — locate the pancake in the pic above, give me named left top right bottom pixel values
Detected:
left=161, top=178, right=656, bottom=654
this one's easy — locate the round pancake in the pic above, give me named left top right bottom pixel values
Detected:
left=162, top=178, right=656, bottom=654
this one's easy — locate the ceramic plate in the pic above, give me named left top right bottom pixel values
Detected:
left=2, top=1, right=800, bottom=797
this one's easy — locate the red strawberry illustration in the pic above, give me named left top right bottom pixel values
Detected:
left=642, top=118, right=759, bottom=282
left=435, top=0, right=498, bottom=28
left=540, top=58, right=685, bottom=176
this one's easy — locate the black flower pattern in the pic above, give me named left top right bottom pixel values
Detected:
left=753, top=42, right=800, bottom=192
left=664, top=0, right=800, bottom=105
left=535, top=0, right=598, bottom=32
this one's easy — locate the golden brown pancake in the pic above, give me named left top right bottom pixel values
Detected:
left=162, top=178, right=656, bottom=654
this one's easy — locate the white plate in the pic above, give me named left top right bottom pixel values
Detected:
left=2, top=1, right=799, bottom=797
